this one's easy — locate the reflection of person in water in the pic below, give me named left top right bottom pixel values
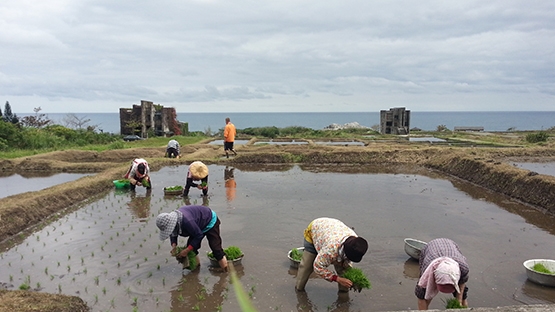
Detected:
left=224, top=166, right=236, bottom=202
left=169, top=268, right=243, bottom=311
left=184, top=196, right=209, bottom=207
left=127, top=189, right=152, bottom=219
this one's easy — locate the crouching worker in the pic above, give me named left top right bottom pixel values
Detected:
left=183, top=161, right=209, bottom=197
left=156, top=205, right=228, bottom=271
left=295, top=217, right=368, bottom=293
left=166, top=139, right=180, bottom=158
left=415, top=238, right=469, bottom=310
left=124, top=158, right=151, bottom=190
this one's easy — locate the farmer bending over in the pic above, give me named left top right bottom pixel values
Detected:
left=183, top=161, right=209, bottom=197
left=415, top=238, right=469, bottom=310
left=295, top=217, right=368, bottom=293
left=124, top=158, right=151, bottom=190
left=156, top=205, right=228, bottom=271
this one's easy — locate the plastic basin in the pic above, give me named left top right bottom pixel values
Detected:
left=163, top=186, right=183, bottom=195
left=113, top=179, right=130, bottom=188
left=288, top=247, right=304, bottom=269
left=523, top=259, right=555, bottom=287
left=404, top=238, right=427, bottom=260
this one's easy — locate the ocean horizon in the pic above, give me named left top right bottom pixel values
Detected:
left=19, top=111, right=555, bottom=134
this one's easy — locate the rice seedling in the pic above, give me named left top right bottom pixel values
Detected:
left=102, top=287, right=106, bottom=295
left=342, top=267, right=371, bottom=292
left=532, top=263, right=554, bottom=274
left=444, top=298, right=464, bottom=309
left=36, top=282, right=41, bottom=289
left=19, top=283, right=30, bottom=290
left=290, top=248, right=303, bottom=261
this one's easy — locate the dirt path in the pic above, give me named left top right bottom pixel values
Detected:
left=1, top=141, right=555, bottom=311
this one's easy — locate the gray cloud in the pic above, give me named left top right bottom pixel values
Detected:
left=1, top=0, right=554, bottom=112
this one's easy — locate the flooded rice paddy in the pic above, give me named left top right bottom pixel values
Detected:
left=1, top=164, right=555, bottom=312
left=0, top=172, right=93, bottom=199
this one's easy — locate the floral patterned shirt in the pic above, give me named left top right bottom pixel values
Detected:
left=304, top=217, right=357, bottom=281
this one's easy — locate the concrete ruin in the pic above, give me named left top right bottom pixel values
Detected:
left=380, top=107, right=410, bottom=135
left=119, top=100, right=182, bottom=137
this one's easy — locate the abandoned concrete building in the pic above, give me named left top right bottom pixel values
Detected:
left=119, top=100, right=183, bottom=137
left=380, top=107, right=411, bottom=135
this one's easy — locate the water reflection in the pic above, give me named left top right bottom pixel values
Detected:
left=450, top=179, right=555, bottom=235
left=170, top=267, right=243, bottom=311
left=127, top=189, right=152, bottom=220
left=520, top=280, right=555, bottom=304
left=184, top=196, right=209, bottom=207
left=403, top=258, right=420, bottom=279
left=224, top=166, right=236, bottom=203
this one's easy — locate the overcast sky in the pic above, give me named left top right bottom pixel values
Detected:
left=1, top=0, right=554, bottom=113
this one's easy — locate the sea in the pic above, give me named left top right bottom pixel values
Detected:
left=25, top=111, right=555, bottom=134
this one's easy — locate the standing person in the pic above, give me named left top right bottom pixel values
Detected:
left=183, top=161, right=209, bottom=197
left=166, top=139, right=180, bottom=158
left=124, top=158, right=151, bottom=190
left=223, top=117, right=237, bottom=158
left=415, top=238, right=469, bottom=310
left=295, top=217, right=368, bottom=293
left=156, top=205, right=228, bottom=271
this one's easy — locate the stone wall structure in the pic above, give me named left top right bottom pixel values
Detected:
left=380, top=107, right=410, bottom=135
left=119, top=100, right=179, bottom=137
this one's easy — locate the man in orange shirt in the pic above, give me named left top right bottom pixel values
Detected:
left=223, top=117, right=237, bottom=158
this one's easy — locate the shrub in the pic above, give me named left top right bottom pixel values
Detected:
left=526, top=131, right=549, bottom=143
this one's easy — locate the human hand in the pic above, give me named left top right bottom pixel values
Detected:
left=129, top=178, right=137, bottom=185
left=337, top=277, right=353, bottom=289
left=170, top=246, right=177, bottom=256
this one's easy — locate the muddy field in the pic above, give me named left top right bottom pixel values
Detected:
left=1, top=141, right=555, bottom=311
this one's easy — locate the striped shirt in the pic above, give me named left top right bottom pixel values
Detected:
left=415, top=238, right=469, bottom=299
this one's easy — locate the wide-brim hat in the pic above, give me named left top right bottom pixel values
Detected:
left=189, top=161, right=209, bottom=179
left=343, top=236, right=368, bottom=263
left=156, top=211, right=178, bottom=241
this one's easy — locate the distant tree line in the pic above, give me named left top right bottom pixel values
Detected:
left=0, top=101, right=119, bottom=151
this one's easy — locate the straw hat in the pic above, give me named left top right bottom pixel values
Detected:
left=189, top=161, right=209, bottom=179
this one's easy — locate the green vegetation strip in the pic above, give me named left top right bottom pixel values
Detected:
left=165, top=185, right=183, bottom=191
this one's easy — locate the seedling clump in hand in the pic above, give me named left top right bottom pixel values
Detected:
left=444, top=298, right=464, bottom=309
left=175, top=246, right=198, bottom=270
left=342, top=267, right=371, bottom=292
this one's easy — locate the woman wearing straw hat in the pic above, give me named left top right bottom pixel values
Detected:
left=156, top=205, right=228, bottom=271
left=183, top=161, right=209, bottom=197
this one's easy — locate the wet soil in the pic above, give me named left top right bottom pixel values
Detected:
left=1, top=141, right=555, bottom=311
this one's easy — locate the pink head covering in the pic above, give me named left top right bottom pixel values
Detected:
left=418, top=257, right=461, bottom=300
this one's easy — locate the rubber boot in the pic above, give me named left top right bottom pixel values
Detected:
left=334, top=262, right=350, bottom=293
left=295, top=251, right=316, bottom=291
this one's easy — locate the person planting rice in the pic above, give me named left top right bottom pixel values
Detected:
left=183, top=161, right=209, bottom=197
left=295, top=217, right=368, bottom=293
left=415, top=238, right=469, bottom=310
left=123, top=158, right=151, bottom=190
left=156, top=205, right=228, bottom=272
left=165, top=139, right=181, bottom=158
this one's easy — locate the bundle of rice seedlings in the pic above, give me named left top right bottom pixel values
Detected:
left=444, top=298, right=464, bottom=309
left=208, top=246, right=243, bottom=261
left=342, top=267, right=371, bottom=292
left=290, top=248, right=303, bottom=261
left=175, top=246, right=197, bottom=270
left=532, top=263, right=554, bottom=274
